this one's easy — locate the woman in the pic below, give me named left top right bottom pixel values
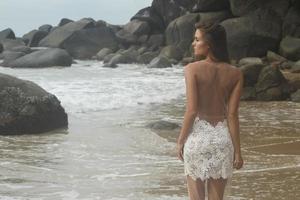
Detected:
left=176, top=21, right=244, bottom=200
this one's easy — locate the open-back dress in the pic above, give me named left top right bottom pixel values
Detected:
left=183, top=60, right=240, bottom=181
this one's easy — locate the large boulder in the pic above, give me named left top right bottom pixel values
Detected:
left=279, top=36, right=300, bottom=61
left=221, top=10, right=281, bottom=60
left=159, top=45, right=184, bottom=61
left=1, top=51, right=26, bottom=67
left=240, top=63, right=264, bottom=87
left=38, top=24, right=53, bottom=33
left=192, top=0, right=229, bottom=12
left=131, top=7, right=164, bottom=31
left=148, top=56, right=172, bottom=68
left=4, top=48, right=72, bottom=68
left=116, top=19, right=151, bottom=45
left=22, top=30, right=48, bottom=47
left=0, top=39, right=26, bottom=51
left=38, top=18, right=95, bottom=48
left=255, top=65, right=291, bottom=100
left=229, top=0, right=290, bottom=19
left=0, top=28, right=15, bottom=41
left=282, top=6, right=300, bottom=38
left=151, top=0, right=192, bottom=26
left=62, top=26, right=119, bottom=59
left=0, top=73, right=68, bottom=135
left=58, top=18, right=74, bottom=27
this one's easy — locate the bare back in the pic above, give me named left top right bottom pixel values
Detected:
left=189, top=60, right=242, bottom=127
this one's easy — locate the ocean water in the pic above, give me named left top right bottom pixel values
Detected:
left=0, top=60, right=299, bottom=200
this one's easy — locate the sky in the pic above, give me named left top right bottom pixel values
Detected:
left=0, top=0, right=153, bottom=37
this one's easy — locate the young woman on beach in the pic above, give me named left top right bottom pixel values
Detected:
left=176, top=21, right=244, bottom=200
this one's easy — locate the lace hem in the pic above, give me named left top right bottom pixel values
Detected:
left=183, top=117, right=234, bottom=182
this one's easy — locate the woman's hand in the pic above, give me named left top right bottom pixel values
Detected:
left=233, top=153, right=244, bottom=169
left=176, top=142, right=184, bottom=162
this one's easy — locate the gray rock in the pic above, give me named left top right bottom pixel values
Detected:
left=279, top=36, right=300, bottom=61
left=221, top=12, right=281, bottom=60
left=1, top=51, right=26, bottom=67
left=148, top=56, right=172, bottom=68
left=131, top=6, right=164, bottom=30
left=96, top=48, right=113, bottom=61
left=240, top=63, right=264, bottom=87
left=116, top=19, right=151, bottom=44
left=137, top=51, right=159, bottom=64
left=192, top=0, right=229, bottom=12
left=58, top=18, right=74, bottom=26
left=0, top=39, right=26, bottom=51
left=0, top=43, right=3, bottom=53
left=147, top=34, right=165, bottom=48
left=38, top=18, right=95, bottom=48
left=282, top=6, right=300, bottom=38
left=229, top=0, right=290, bottom=19
left=266, top=51, right=287, bottom=63
left=0, top=73, right=68, bottom=135
left=22, top=30, right=48, bottom=47
left=10, top=46, right=32, bottom=54
left=255, top=65, right=291, bottom=100
left=7, top=48, right=72, bottom=68
left=290, top=61, right=300, bottom=73
left=38, top=24, right=53, bottom=33
left=159, top=45, right=184, bottom=61
left=63, top=26, right=119, bottom=59
left=290, top=89, right=300, bottom=102
left=0, top=28, right=15, bottom=41
left=238, top=57, right=263, bottom=66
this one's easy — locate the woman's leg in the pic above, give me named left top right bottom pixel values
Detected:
left=207, top=177, right=227, bottom=200
left=186, top=175, right=206, bottom=200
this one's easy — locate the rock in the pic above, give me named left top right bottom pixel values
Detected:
left=192, top=0, right=229, bottom=12
left=63, top=26, right=119, bottom=59
left=95, top=20, right=107, bottom=28
left=0, top=73, right=68, bottom=135
left=266, top=51, right=287, bottom=63
left=0, top=39, right=26, bottom=51
left=221, top=11, right=281, bottom=60
left=166, top=11, right=230, bottom=57
left=147, top=34, right=165, bottom=48
left=1, top=51, right=26, bottom=67
left=106, top=49, right=139, bottom=65
left=22, top=30, right=48, bottom=47
left=96, top=48, right=113, bottom=61
left=148, top=56, right=172, bottom=68
left=291, top=61, right=300, bottom=73
left=290, top=89, right=300, bottom=102
left=0, top=28, right=15, bottom=41
left=137, top=51, right=159, bottom=64
left=229, top=0, right=290, bottom=19
left=279, top=36, right=300, bottom=61
left=241, top=86, right=256, bottom=100
left=238, top=57, right=263, bottom=66
left=151, top=0, right=190, bottom=26
left=255, top=65, right=291, bottom=100
left=102, top=63, right=119, bottom=68
left=282, top=6, right=300, bottom=38
left=116, top=19, right=151, bottom=44
left=240, top=63, right=264, bottom=87
left=38, top=24, right=53, bottom=33
left=103, top=53, right=116, bottom=64
left=10, top=46, right=32, bottom=54
left=6, top=48, right=72, bottom=68
left=159, top=45, right=184, bottom=61
left=131, top=6, right=165, bottom=31
left=58, top=18, right=73, bottom=26
left=181, top=57, right=194, bottom=65
left=38, top=18, right=95, bottom=48
left=146, top=120, right=180, bottom=143
left=0, top=43, right=3, bottom=53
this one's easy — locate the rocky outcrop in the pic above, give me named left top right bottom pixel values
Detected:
left=0, top=28, right=15, bottom=41
left=0, top=73, right=68, bottom=135
left=22, top=30, right=48, bottom=47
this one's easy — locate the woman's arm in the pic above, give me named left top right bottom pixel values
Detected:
left=177, top=64, right=198, bottom=145
left=227, top=69, right=244, bottom=155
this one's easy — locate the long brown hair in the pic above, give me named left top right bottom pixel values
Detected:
left=194, top=21, right=230, bottom=63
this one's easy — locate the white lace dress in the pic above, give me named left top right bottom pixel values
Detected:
left=183, top=116, right=234, bottom=181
